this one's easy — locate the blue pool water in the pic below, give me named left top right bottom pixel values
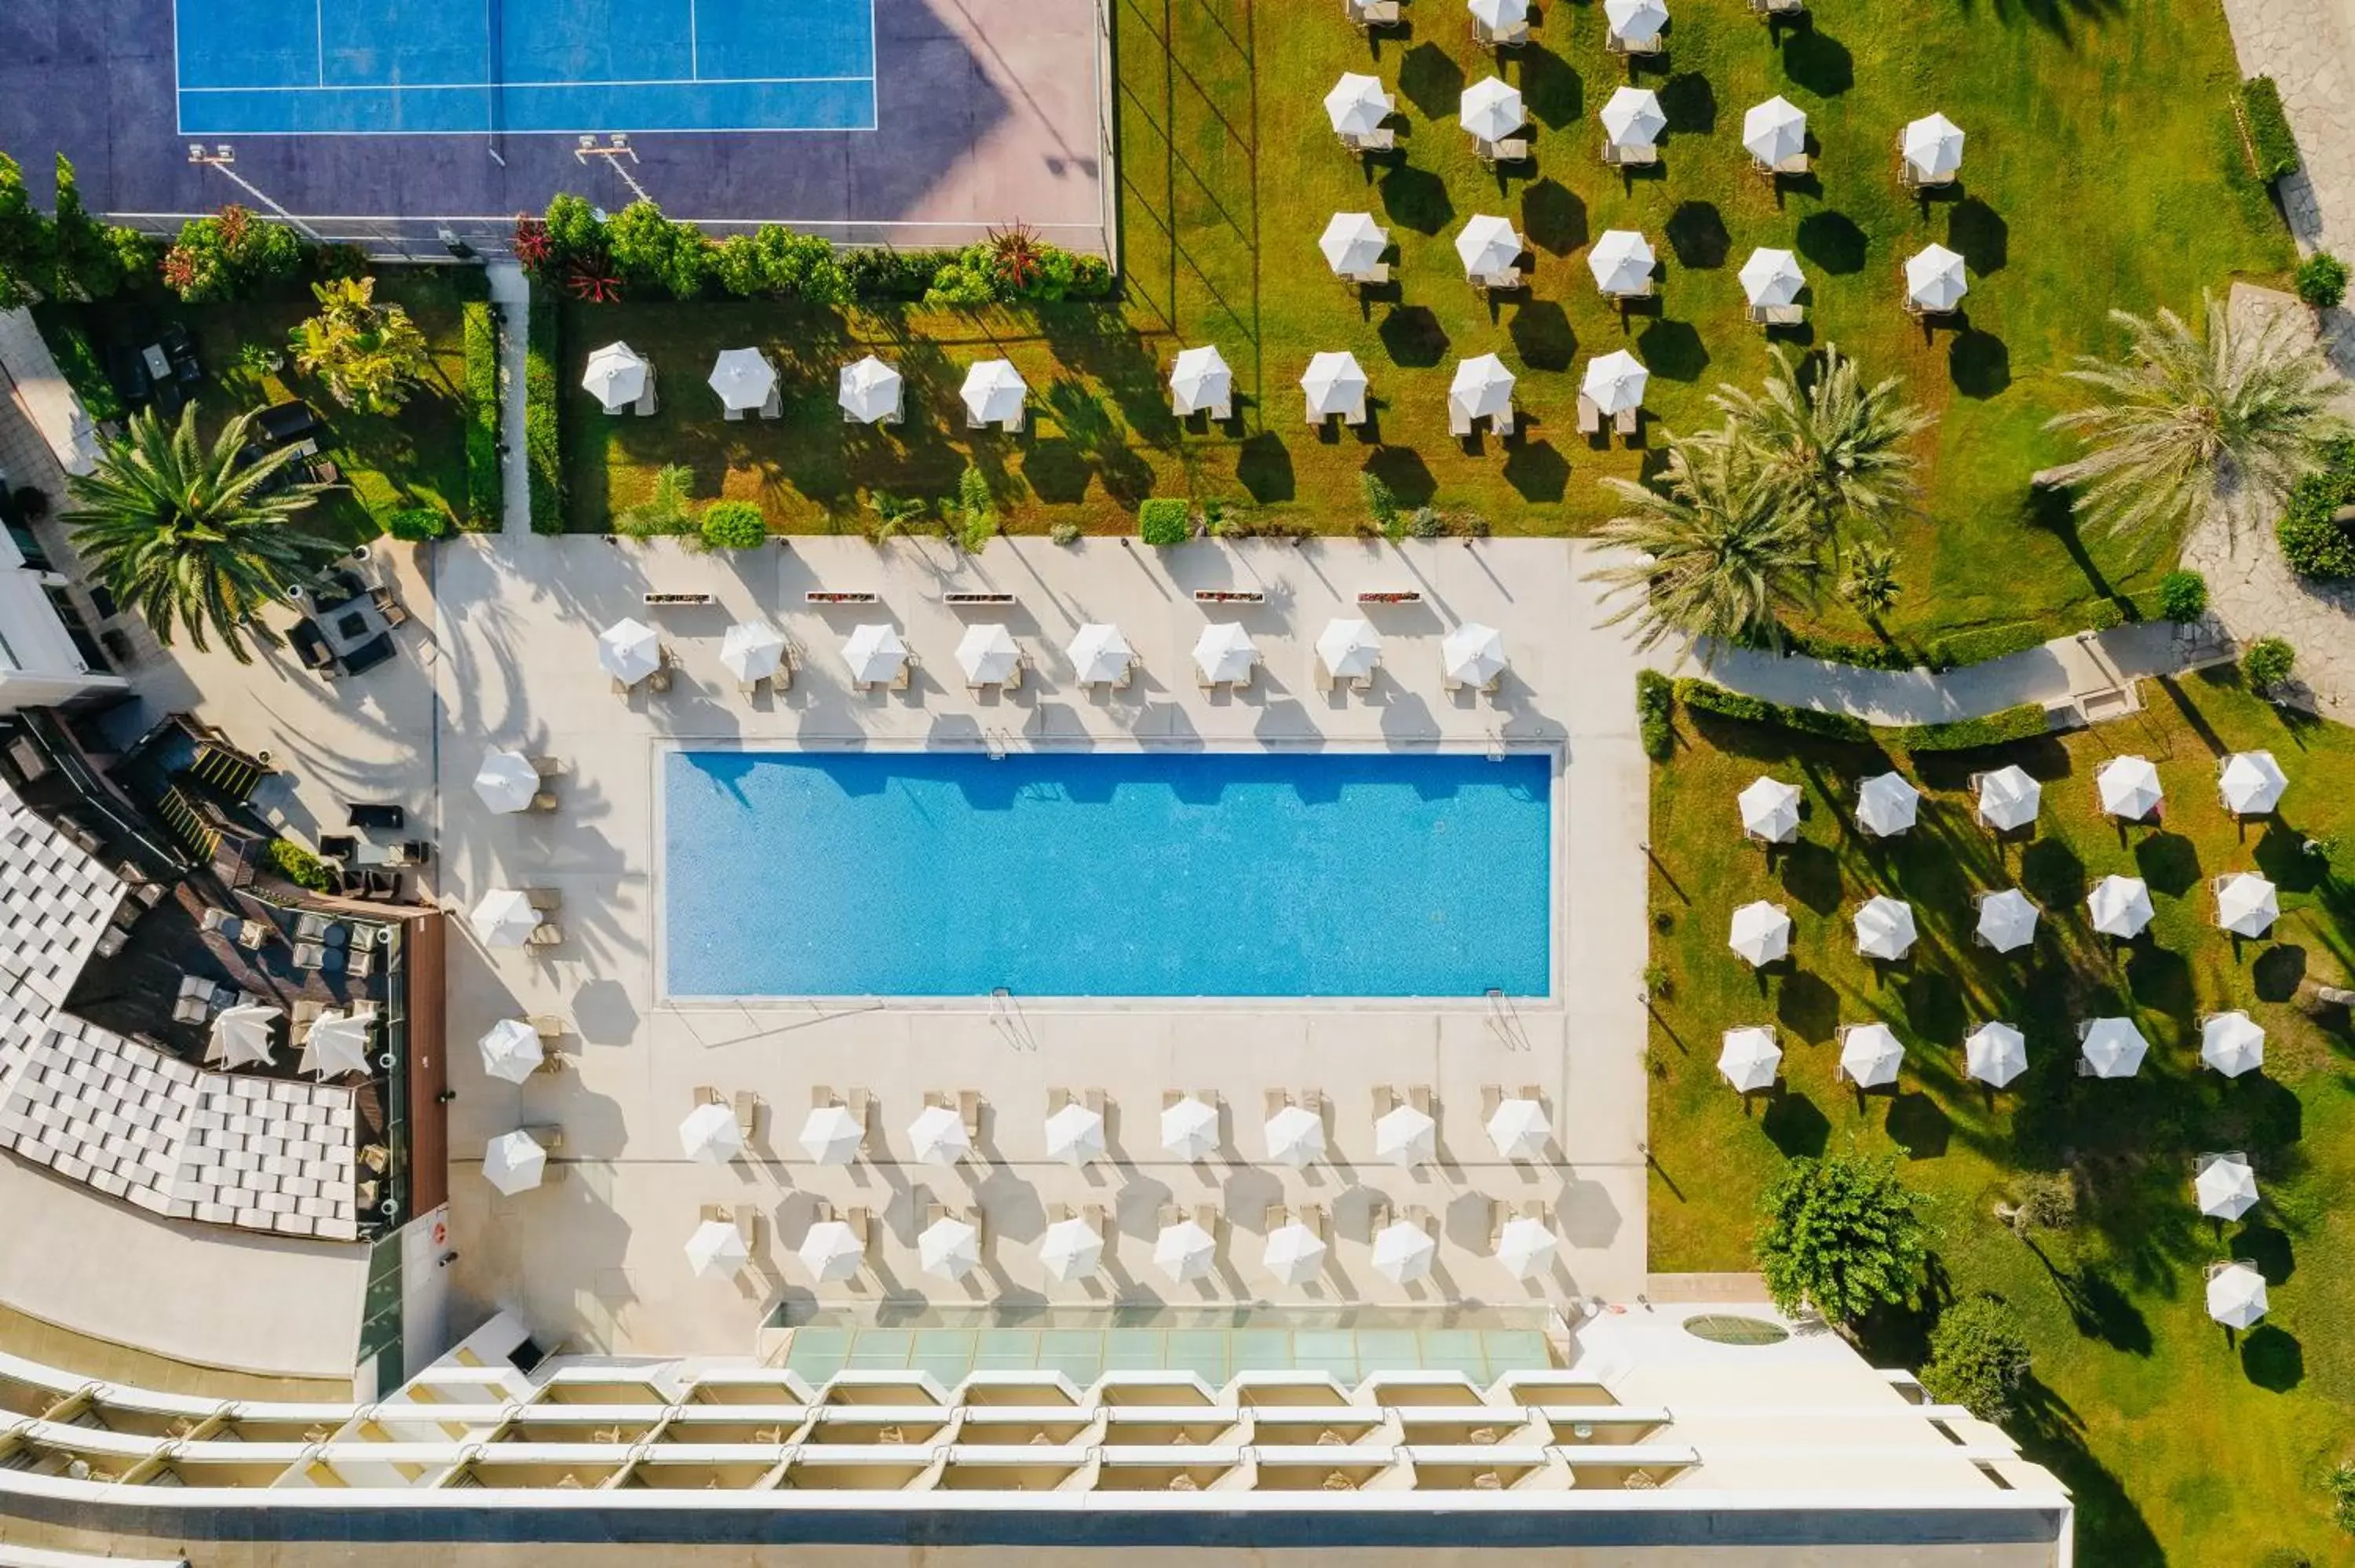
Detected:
left=663, top=750, right=1552, bottom=998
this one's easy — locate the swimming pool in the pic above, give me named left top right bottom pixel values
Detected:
left=662, top=749, right=1552, bottom=998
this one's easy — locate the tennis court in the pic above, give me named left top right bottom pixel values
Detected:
left=174, top=0, right=877, bottom=135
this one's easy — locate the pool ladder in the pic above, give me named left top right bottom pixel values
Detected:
left=984, top=729, right=1013, bottom=761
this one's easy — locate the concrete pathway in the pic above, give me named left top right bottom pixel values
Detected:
left=484, top=261, right=531, bottom=536
left=2222, top=0, right=2355, bottom=260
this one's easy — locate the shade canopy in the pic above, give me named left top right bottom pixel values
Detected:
left=1739, top=248, right=1806, bottom=308
left=1605, top=0, right=1669, bottom=40
left=1449, top=353, right=1517, bottom=418
left=679, top=1101, right=745, bottom=1165
left=1977, top=764, right=2041, bottom=830
left=955, top=624, right=1021, bottom=686
left=1162, top=1096, right=1220, bottom=1159
left=1977, top=888, right=2040, bottom=954
left=1443, top=622, right=1507, bottom=688
left=1459, top=76, right=1525, bottom=142
left=1905, top=244, right=1969, bottom=311
left=1581, top=349, right=1648, bottom=416
left=1965, top=1022, right=2028, bottom=1088
left=1718, top=1026, right=1782, bottom=1092
left=2220, top=750, right=2287, bottom=815
left=1039, top=1216, right=1104, bottom=1281
left=1372, top=1219, right=1437, bottom=1284
left=1470, top=0, right=1530, bottom=25
left=706, top=347, right=776, bottom=411
left=481, top=1129, right=547, bottom=1195
left=1320, top=212, right=1389, bottom=275
left=597, top=617, right=661, bottom=685
left=2088, top=874, right=2155, bottom=939
left=685, top=1219, right=750, bottom=1279
left=1045, top=1101, right=1107, bottom=1165
left=1155, top=1219, right=1218, bottom=1282
left=1496, top=1215, right=1557, bottom=1280
left=719, top=621, right=788, bottom=683
left=1324, top=72, right=1394, bottom=137
left=473, top=749, right=539, bottom=814
left=2201, top=1012, right=2266, bottom=1077
left=2216, top=873, right=2280, bottom=937
left=1455, top=214, right=1524, bottom=279
left=477, top=1018, right=544, bottom=1084
left=581, top=341, right=647, bottom=409
left=1316, top=618, right=1383, bottom=680
left=1194, top=622, right=1260, bottom=684
left=469, top=888, right=540, bottom=947
left=1739, top=775, right=1802, bottom=842
left=1857, top=772, right=1920, bottom=837
left=799, top=1220, right=864, bottom=1282
left=2097, top=755, right=2164, bottom=820
left=1727, top=900, right=1792, bottom=968
left=1265, top=1103, right=1326, bottom=1167
left=907, top=1103, right=972, bottom=1165
left=961, top=359, right=1028, bottom=425
left=919, top=1216, right=982, bottom=1280
left=1742, top=97, right=1808, bottom=164
left=1840, top=1024, right=1905, bottom=1089
left=2080, top=1017, right=2149, bottom=1079
left=1264, top=1221, right=1329, bottom=1285
left=1589, top=229, right=1657, bottom=294
left=1301, top=351, right=1370, bottom=417
left=837, top=355, right=902, bottom=423
left=1170, top=345, right=1233, bottom=414
left=1375, top=1102, right=1437, bottom=1166
left=1854, top=896, right=1918, bottom=961
left=2196, top=1156, right=2259, bottom=1221
left=1901, top=113, right=1966, bottom=181
left=2207, top=1261, right=2268, bottom=1328
left=798, top=1104, right=864, bottom=1165
left=1599, top=86, right=1666, bottom=147
left=1486, top=1096, right=1551, bottom=1160
left=840, top=623, right=909, bottom=684
left=1068, top=622, right=1135, bottom=684
left=305, top=1008, right=374, bottom=1080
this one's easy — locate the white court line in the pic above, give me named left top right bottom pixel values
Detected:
left=315, top=0, right=325, bottom=86
left=689, top=0, right=699, bottom=82
left=178, top=74, right=873, bottom=92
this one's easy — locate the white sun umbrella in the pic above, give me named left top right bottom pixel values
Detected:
left=1194, top=623, right=1259, bottom=685
left=1170, top=345, right=1232, bottom=415
left=1718, top=1026, right=1782, bottom=1092
left=2196, top=1156, right=2259, bottom=1222
left=1581, top=350, right=1648, bottom=417
left=1496, top=1215, right=1557, bottom=1281
left=482, top=1130, right=547, bottom=1195
left=1605, top=0, right=1669, bottom=43
left=1045, top=1101, right=1107, bottom=1165
left=1316, top=618, right=1383, bottom=681
left=1324, top=72, right=1393, bottom=138
left=1455, top=214, right=1524, bottom=279
left=1039, top=1215, right=1104, bottom=1282
left=680, top=1100, right=745, bottom=1165
left=1905, top=244, right=1969, bottom=312
left=686, top=1219, right=751, bottom=1280
left=1459, top=76, right=1525, bottom=143
left=1857, top=772, right=1921, bottom=837
left=961, top=359, right=1028, bottom=426
left=1977, top=888, right=2041, bottom=954
left=1444, top=622, right=1507, bottom=688
left=1375, top=1102, right=1437, bottom=1167
left=907, top=1103, right=971, bottom=1166
left=469, top=888, right=540, bottom=947
left=1840, top=1023, right=1905, bottom=1089
left=1739, top=248, right=1806, bottom=309
left=478, top=1018, right=543, bottom=1083
left=1162, top=1095, right=1220, bottom=1159
left=799, top=1220, right=864, bottom=1282
left=919, top=1216, right=982, bottom=1281
left=597, top=617, right=661, bottom=685
left=1964, top=1022, right=2028, bottom=1088
left=720, top=622, right=788, bottom=684
left=2079, top=1017, right=2149, bottom=1079
left=1901, top=113, right=1966, bottom=183
left=1855, top=896, right=1918, bottom=961
left=305, top=1008, right=374, bottom=1080
left=473, top=749, right=539, bottom=814
left=955, top=624, right=1021, bottom=687
left=1600, top=86, right=1666, bottom=148
left=1264, top=1222, right=1328, bottom=1286
left=706, top=347, right=775, bottom=412
left=1450, top=354, right=1517, bottom=419
left=1265, top=1103, right=1326, bottom=1168
left=798, top=1104, right=864, bottom=1165
left=1302, top=351, right=1370, bottom=418
left=2088, top=875, right=2155, bottom=939
left=1155, top=1218, right=1218, bottom=1283
left=1373, top=1219, right=1437, bottom=1285
left=1742, top=97, right=1808, bottom=166
left=208, top=1003, right=279, bottom=1068
left=1320, top=213, right=1389, bottom=276
left=2098, top=756, right=2164, bottom=820
left=1470, top=0, right=1530, bottom=27
left=2220, top=751, right=2287, bottom=815
left=1068, top=622, right=1135, bottom=685
left=840, top=623, right=908, bottom=685
left=1739, top=776, right=1802, bottom=843
left=1589, top=229, right=1657, bottom=295
left=837, top=356, right=901, bottom=424
left=1727, top=900, right=1792, bottom=967
left=581, top=341, right=647, bottom=410
left=1977, top=765, right=2041, bottom=831
left=2202, top=1012, right=2266, bottom=1077
left=2207, top=1261, right=2268, bottom=1328
left=2216, top=873, right=2280, bottom=938
left=1486, top=1096, right=1550, bottom=1160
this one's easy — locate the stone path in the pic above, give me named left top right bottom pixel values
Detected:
left=485, top=261, right=532, bottom=536
left=2222, top=0, right=2355, bottom=260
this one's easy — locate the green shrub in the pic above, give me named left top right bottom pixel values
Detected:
left=2330, top=1463, right=2355, bottom=1535
left=922, top=244, right=1006, bottom=308
left=524, top=299, right=564, bottom=534
left=712, top=225, right=852, bottom=304
left=2279, top=444, right=2355, bottom=578
left=266, top=838, right=333, bottom=892
left=539, top=194, right=607, bottom=273
left=2243, top=636, right=2297, bottom=691
left=955, top=465, right=998, bottom=552
left=2298, top=252, right=2350, bottom=310
left=1050, top=520, right=1083, bottom=545
left=459, top=301, right=501, bottom=528
left=1674, top=679, right=1874, bottom=743
left=1891, top=704, right=2050, bottom=753
left=385, top=506, right=450, bottom=542
left=2086, top=599, right=2125, bottom=632
left=159, top=205, right=304, bottom=303
left=1755, top=1149, right=1928, bottom=1324
left=615, top=464, right=697, bottom=538
left=28, top=304, right=122, bottom=423
left=1407, top=505, right=1448, bottom=540
left=699, top=499, right=769, bottom=550
left=1360, top=472, right=1400, bottom=538
left=2241, top=77, right=2301, bottom=181
left=607, top=200, right=710, bottom=298
left=841, top=246, right=958, bottom=300
left=1636, top=669, right=1675, bottom=762
left=1926, top=622, right=2050, bottom=671
left=1753, top=624, right=1918, bottom=671
left=0, top=154, right=46, bottom=312
left=1138, top=498, right=1191, bottom=546
left=2156, top=569, right=2209, bottom=622
left=1920, top=1296, right=2032, bottom=1423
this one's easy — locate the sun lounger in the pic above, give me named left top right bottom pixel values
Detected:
left=1448, top=401, right=1474, bottom=438
left=1764, top=152, right=1813, bottom=177
left=1481, top=138, right=1532, bottom=166
left=725, top=405, right=745, bottom=422
left=1614, top=407, right=1638, bottom=438
left=633, top=366, right=659, bottom=417
left=1347, top=263, right=1390, bottom=286
left=1577, top=395, right=1602, bottom=436
left=1602, top=141, right=1659, bottom=167
left=527, top=923, right=564, bottom=946
left=1349, top=0, right=1402, bottom=30
left=1345, top=128, right=1397, bottom=153
left=761, top=385, right=783, bottom=418
left=1607, top=29, right=1664, bottom=54
left=1752, top=0, right=1805, bottom=13
left=1492, top=406, right=1517, bottom=437
left=1473, top=268, right=1527, bottom=294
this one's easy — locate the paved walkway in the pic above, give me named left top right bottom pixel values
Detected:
left=485, top=261, right=531, bottom=536
left=2222, top=0, right=2355, bottom=260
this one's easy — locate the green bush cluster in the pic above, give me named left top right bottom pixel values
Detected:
left=712, top=226, right=852, bottom=304
left=2278, top=441, right=2355, bottom=578
left=2297, top=252, right=2350, bottom=310
left=2240, top=78, right=2301, bottom=181
left=1755, top=1150, right=1928, bottom=1324
left=0, top=154, right=153, bottom=309
left=385, top=507, right=450, bottom=542
left=29, top=304, right=122, bottom=422
left=1920, top=1296, right=2032, bottom=1423
left=1636, top=669, right=1675, bottom=762
left=699, top=499, right=769, bottom=550
left=159, top=204, right=306, bottom=304
left=1924, top=621, right=2051, bottom=672
left=524, top=300, right=564, bottom=534
left=266, top=837, right=334, bottom=892
left=2156, top=570, right=2209, bottom=623
left=2243, top=636, right=2297, bottom=692
left=459, top=302, right=501, bottom=530
left=1138, top=498, right=1191, bottom=546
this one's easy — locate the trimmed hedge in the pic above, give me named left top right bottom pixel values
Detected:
left=1892, top=704, right=2050, bottom=753
left=266, top=838, right=333, bottom=892
left=460, top=301, right=501, bottom=529
left=1676, top=679, right=2050, bottom=754
left=524, top=298, right=564, bottom=534
left=1138, top=498, right=1190, bottom=546
left=2241, top=77, right=2300, bottom=182
left=1675, top=679, right=1873, bottom=743
left=385, top=506, right=449, bottom=542
left=1637, top=669, right=1674, bottom=762
left=29, top=304, right=122, bottom=423
left=699, top=499, right=769, bottom=550
left=2279, top=442, right=2355, bottom=578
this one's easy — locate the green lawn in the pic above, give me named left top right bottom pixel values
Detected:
left=1646, top=670, right=2355, bottom=1563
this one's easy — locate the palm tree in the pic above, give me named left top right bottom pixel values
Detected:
left=64, top=403, right=338, bottom=663
left=614, top=462, right=696, bottom=537
left=1710, top=343, right=1932, bottom=544
left=863, top=490, right=930, bottom=543
left=2046, top=291, right=2343, bottom=538
left=1840, top=542, right=1903, bottom=622
left=1588, top=430, right=1824, bottom=653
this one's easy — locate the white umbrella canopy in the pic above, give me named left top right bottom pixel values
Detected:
left=798, top=1104, right=864, bottom=1165
left=1155, top=1219, right=1218, bottom=1283
left=2079, top=1017, right=2149, bottom=1079
left=1581, top=350, right=1648, bottom=416
left=955, top=624, right=1021, bottom=687
left=1727, top=900, right=1792, bottom=967
left=1965, top=1022, right=2028, bottom=1088
left=1738, top=247, right=1806, bottom=308
left=1486, top=1096, right=1550, bottom=1159
left=1068, top=622, right=1136, bottom=684
left=1455, top=214, right=1524, bottom=279
left=1039, top=1216, right=1104, bottom=1281
left=1718, top=1026, right=1782, bottom=1092
left=1977, top=764, right=2042, bottom=831
left=2219, top=751, right=2288, bottom=815
left=1375, top=1102, right=1437, bottom=1166
left=2088, top=875, right=2155, bottom=939
left=1901, top=113, right=1966, bottom=181
left=1742, top=97, right=1808, bottom=164
left=1840, top=1024, right=1905, bottom=1089
left=1265, top=1103, right=1327, bottom=1167
left=706, top=347, right=776, bottom=411
left=1301, top=351, right=1370, bottom=418
left=1162, top=1096, right=1220, bottom=1159
left=305, top=1008, right=374, bottom=1079
left=1264, top=1222, right=1329, bottom=1286
left=478, top=1018, right=544, bottom=1084
left=907, top=1103, right=972, bottom=1166
left=2196, top=1156, right=2260, bottom=1221
left=841, top=623, right=909, bottom=685
left=1857, top=772, right=1921, bottom=837
left=581, top=341, right=647, bottom=409
left=1459, top=76, right=1525, bottom=142
left=1045, top=1101, right=1107, bottom=1165
left=473, top=749, right=539, bottom=814
left=1977, top=888, right=2041, bottom=954
left=2216, top=873, right=2280, bottom=938
left=2098, top=756, right=2164, bottom=820
left=1373, top=1219, right=1437, bottom=1285
left=1599, top=86, right=1666, bottom=147
left=719, top=621, right=788, bottom=684
left=1443, top=622, right=1507, bottom=688
left=1470, top=0, right=1530, bottom=26
left=961, top=359, right=1028, bottom=426
left=919, top=1216, right=983, bottom=1280
left=598, top=617, right=661, bottom=685
left=1324, top=72, right=1394, bottom=138
left=1605, top=0, right=1669, bottom=40
left=1496, top=1215, right=1557, bottom=1280
left=1320, top=212, right=1389, bottom=275
left=1854, top=896, right=1918, bottom=961
left=799, top=1220, right=864, bottom=1282
left=1194, top=623, right=1260, bottom=684
left=1449, top=353, right=1517, bottom=419
left=1589, top=229, right=1657, bottom=294
left=482, top=1129, right=547, bottom=1195
left=685, top=1219, right=751, bottom=1279
left=469, top=888, right=541, bottom=948
left=1905, top=244, right=1969, bottom=312
left=680, top=1100, right=746, bottom=1165
left=2207, top=1262, right=2268, bottom=1328
left=1739, top=775, right=1802, bottom=843
left=837, top=355, right=902, bottom=423
left=2202, top=1012, right=2266, bottom=1077
left=1170, top=345, right=1232, bottom=415
left=1316, top=618, right=1384, bottom=680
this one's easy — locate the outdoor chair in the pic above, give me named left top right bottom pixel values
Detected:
left=362, top=869, right=398, bottom=900
left=200, top=906, right=236, bottom=935
left=1602, top=141, right=1659, bottom=168
left=1606, top=28, right=1663, bottom=55
left=1576, top=395, right=1602, bottom=436
left=1448, top=401, right=1474, bottom=438
left=725, top=404, right=745, bottom=422
left=1473, top=268, right=1527, bottom=294
left=525, top=888, right=563, bottom=912
left=1348, top=262, right=1390, bottom=287
left=172, top=995, right=208, bottom=1023
left=292, top=940, right=326, bottom=969
left=1752, top=0, right=1805, bottom=11
left=633, top=366, right=659, bottom=417
left=236, top=920, right=271, bottom=951
left=1345, top=128, right=1397, bottom=153
left=1492, top=406, right=1517, bottom=437
left=760, top=385, right=782, bottom=419
left=1761, top=151, right=1813, bottom=178
left=648, top=647, right=676, bottom=693
left=1748, top=303, right=1806, bottom=327
left=1613, top=407, right=1638, bottom=438
left=370, top=588, right=408, bottom=628
left=1480, top=138, right=1532, bottom=166
left=1606, top=275, right=1656, bottom=301
left=527, top=923, right=564, bottom=947
left=1349, top=0, right=1403, bottom=31
left=1476, top=16, right=1532, bottom=46
left=348, top=947, right=374, bottom=981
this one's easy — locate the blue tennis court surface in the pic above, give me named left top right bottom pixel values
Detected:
left=175, top=0, right=876, bottom=134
